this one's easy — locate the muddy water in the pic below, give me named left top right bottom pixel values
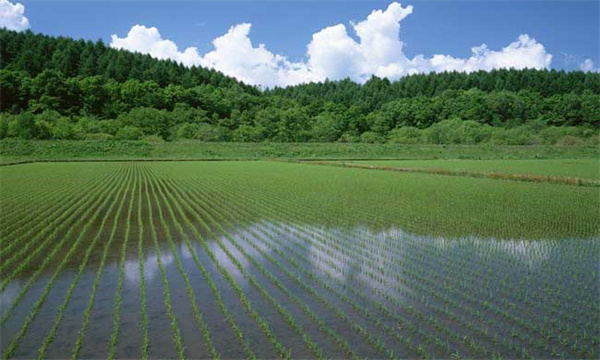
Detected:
left=1, top=218, right=599, bottom=359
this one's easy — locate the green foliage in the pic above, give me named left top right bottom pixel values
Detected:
left=118, top=107, right=170, bottom=139
left=115, top=126, right=143, bottom=140
left=424, top=119, right=493, bottom=145
left=388, top=126, right=423, bottom=144
left=52, top=118, right=76, bottom=140
left=360, top=131, right=386, bottom=144
left=196, top=123, right=231, bottom=142
left=234, top=125, right=265, bottom=142
left=176, top=123, right=200, bottom=140
left=10, top=112, right=37, bottom=139
left=1, top=29, right=599, bottom=143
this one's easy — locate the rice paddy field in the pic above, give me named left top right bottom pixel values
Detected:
left=1, top=161, right=599, bottom=359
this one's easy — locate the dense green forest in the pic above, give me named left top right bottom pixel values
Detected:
left=1, top=29, right=599, bottom=145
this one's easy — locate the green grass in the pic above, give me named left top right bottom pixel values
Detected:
left=1, top=139, right=598, bottom=164
left=347, top=159, right=600, bottom=179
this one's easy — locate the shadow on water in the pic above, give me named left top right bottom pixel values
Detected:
left=2, top=214, right=599, bottom=359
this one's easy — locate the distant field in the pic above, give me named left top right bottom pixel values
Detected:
left=347, top=159, right=600, bottom=179
left=1, top=161, right=598, bottom=359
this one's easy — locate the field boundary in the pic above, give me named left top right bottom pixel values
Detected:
left=297, top=160, right=600, bottom=187
left=0, top=157, right=474, bottom=167
left=0, top=158, right=266, bottom=166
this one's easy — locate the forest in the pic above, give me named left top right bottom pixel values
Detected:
left=1, top=29, right=599, bottom=145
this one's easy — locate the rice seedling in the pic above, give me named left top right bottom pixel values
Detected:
left=1, top=160, right=597, bottom=359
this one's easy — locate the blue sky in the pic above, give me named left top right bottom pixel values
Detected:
left=3, top=0, right=599, bottom=86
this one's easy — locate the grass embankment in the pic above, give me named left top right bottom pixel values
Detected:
left=345, top=159, right=600, bottom=179
left=303, top=159, right=600, bottom=187
left=0, top=139, right=598, bottom=164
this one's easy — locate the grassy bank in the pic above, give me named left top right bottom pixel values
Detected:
left=1, top=140, right=598, bottom=164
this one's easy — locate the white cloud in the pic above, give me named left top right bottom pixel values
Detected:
left=110, top=25, right=203, bottom=66
left=423, top=35, right=552, bottom=73
left=0, top=0, right=30, bottom=31
left=580, top=58, right=599, bottom=73
left=110, top=2, right=553, bottom=87
left=200, top=23, right=319, bottom=87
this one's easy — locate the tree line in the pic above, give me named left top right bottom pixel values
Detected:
left=1, top=28, right=599, bottom=145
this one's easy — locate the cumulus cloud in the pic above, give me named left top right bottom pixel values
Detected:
left=579, top=58, right=599, bottom=73
left=0, top=0, right=30, bottom=31
left=110, top=25, right=203, bottom=66
left=110, top=2, right=553, bottom=87
left=201, top=23, right=319, bottom=87
left=423, top=35, right=552, bottom=74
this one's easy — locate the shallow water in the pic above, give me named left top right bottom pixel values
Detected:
left=2, top=216, right=598, bottom=359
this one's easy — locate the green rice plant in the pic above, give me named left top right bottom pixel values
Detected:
left=0, top=165, right=128, bottom=326
left=107, top=164, right=140, bottom=359
left=147, top=171, right=323, bottom=359
left=144, top=166, right=291, bottom=359
left=202, top=168, right=592, bottom=352
left=138, top=167, right=149, bottom=360
left=2, top=165, right=130, bottom=359
left=1, top=160, right=597, bottom=359
left=0, top=165, right=105, bottom=241
left=157, top=175, right=362, bottom=359
left=37, top=166, right=134, bottom=359
left=188, top=174, right=536, bottom=357
left=71, top=166, right=139, bottom=359
left=144, top=168, right=257, bottom=360
left=140, top=165, right=186, bottom=359
left=0, top=166, right=119, bottom=276
left=182, top=176, right=470, bottom=358
left=167, top=175, right=396, bottom=359
left=143, top=166, right=219, bottom=359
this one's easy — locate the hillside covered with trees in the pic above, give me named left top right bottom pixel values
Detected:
left=1, top=29, right=599, bottom=145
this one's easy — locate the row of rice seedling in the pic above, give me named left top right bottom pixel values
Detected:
left=145, top=169, right=259, bottom=360
left=152, top=173, right=365, bottom=359
left=146, top=167, right=317, bottom=359
left=197, top=172, right=510, bottom=358
left=0, top=166, right=106, bottom=239
left=71, top=167, right=139, bottom=359
left=238, top=186, right=592, bottom=358
left=188, top=167, right=596, bottom=360
left=141, top=167, right=186, bottom=359
left=0, top=166, right=119, bottom=272
left=170, top=173, right=429, bottom=358
left=141, top=166, right=219, bottom=359
left=187, top=175, right=489, bottom=358
left=184, top=180, right=423, bottom=359
left=36, top=166, right=135, bottom=359
left=107, top=165, right=140, bottom=360
left=137, top=168, right=149, bottom=360
left=0, top=165, right=128, bottom=325
left=186, top=179, right=471, bottom=358
left=0, top=163, right=93, bottom=219
left=230, top=219, right=535, bottom=355
left=142, top=166, right=291, bottom=359
left=2, top=165, right=132, bottom=359
left=1, top=161, right=596, bottom=359
left=147, top=173, right=259, bottom=360
left=264, top=201, right=596, bottom=356
left=182, top=161, right=599, bottom=239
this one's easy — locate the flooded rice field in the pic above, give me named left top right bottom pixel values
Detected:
left=1, top=162, right=599, bottom=359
